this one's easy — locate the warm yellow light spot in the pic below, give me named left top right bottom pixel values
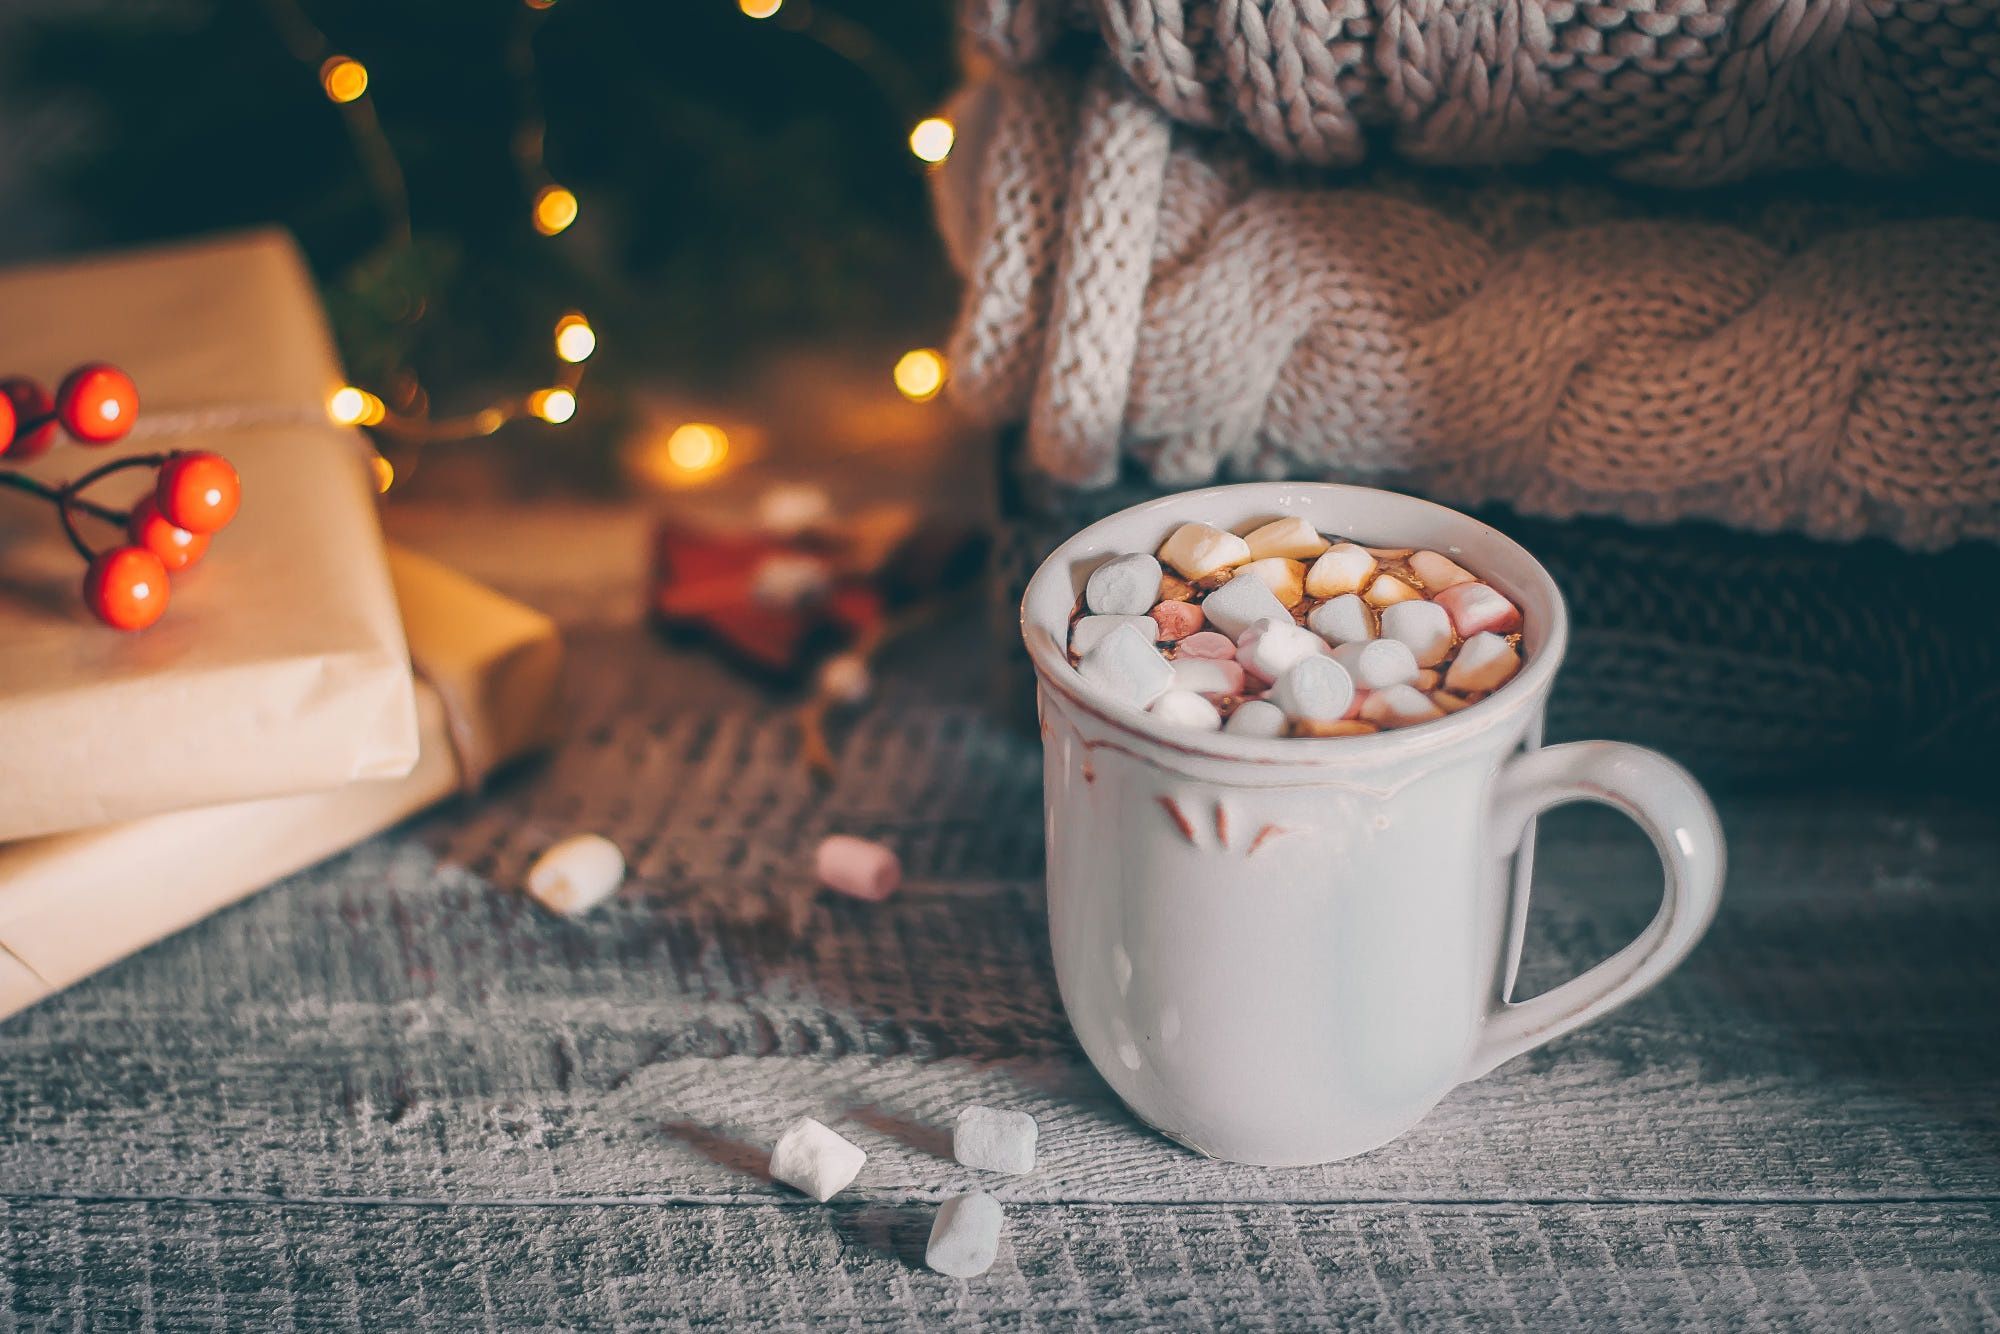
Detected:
left=328, top=385, right=386, bottom=427
left=524, top=0, right=557, bottom=8
left=665, top=422, right=729, bottom=473
left=320, top=56, right=369, bottom=104
left=739, top=0, right=783, bottom=15
left=909, top=117, right=955, bottom=164
left=530, top=387, right=578, bottom=424
left=893, top=347, right=947, bottom=402
left=369, top=454, right=395, bottom=493
left=554, top=312, right=596, bottom=363
left=533, top=185, right=579, bottom=236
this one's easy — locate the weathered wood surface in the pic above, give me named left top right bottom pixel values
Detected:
left=1, top=505, right=1996, bottom=1329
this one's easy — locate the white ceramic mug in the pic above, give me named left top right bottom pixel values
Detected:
left=1021, top=483, right=1725, bottom=1166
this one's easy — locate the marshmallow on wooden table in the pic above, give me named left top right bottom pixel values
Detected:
left=1304, top=543, right=1376, bottom=598
left=1224, top=699, right=1288, bottom=737
left=954, top=1105, right=1038, bottom=1174
left=1409, top=549, right=1476, bottom=592
left=1445, top=632, right=1522, bottom=693
left=927, top=1192, right=1004, bottom=1279
left=816, top=652, right=871, bottom=704
left=1362, top=572, right=1422, bottom=607
left=1150, top=689, right=1222, bottom=731
left=1172, top=657, right=1246, bottom=696
left=1085, top=553, right=1163, bottom=616
left=1237, top=618, right=1326, bottom=683
left=524, top=834, right=624, bottom=916
left=1077, top=625, right=1175, bottom=710
left=1330, top=637, right=1419, bottom=690
left=1379, top=599, right=1454, bottom=667
left=1271, top=655, right=1355, bottom=724
left=815, top=834, right=900, bottom=901
left=1158, top=522, right=1251, bottom=580
left=1070, top=614, right=1156, bottom=657
left=1237, top=557, right=1306, bottom=607
left=769, top=1117, right=866, bottom=1202
left=1150, top=599, right=1204, bottom=641
left=1362, top=684, right=1446, bottom=727
left=1434, top=582, right=1523, bottom=637
left=1177, top=630, right=1237, bottom=660
left=1307, top=593, right=1374, bottom=646
left=1242, top=515, right=1330, bottom=560
left=1200, top=572, right=1292, bottom=639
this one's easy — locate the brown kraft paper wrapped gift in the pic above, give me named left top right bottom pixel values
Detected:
left=0, top=545, right=563, bottom=1021
left=0, top=230, right=421, bottom=841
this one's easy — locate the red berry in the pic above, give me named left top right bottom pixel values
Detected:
left=155, top=452, right=240, bottom=533
left=128, top=496, right=210, bottom=572
left=83, top=546, right=170, bottom=631
left=0, top=377, right=57, bottom=462
left=55, top=362, right=139, bottom=445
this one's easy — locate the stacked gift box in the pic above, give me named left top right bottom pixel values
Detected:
left=0, top=231, right=563, bottom=1021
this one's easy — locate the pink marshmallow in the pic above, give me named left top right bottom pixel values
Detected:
left=1150, top=599, right=1205, bottom=642
left=815, top=835, right=901, bottom=901
left=1433, top=582, right=1522, bottom=637
left=1177, top=631, right=1237, bottom=660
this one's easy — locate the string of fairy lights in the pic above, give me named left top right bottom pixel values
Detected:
left=269, top=0, right=955, bottom=493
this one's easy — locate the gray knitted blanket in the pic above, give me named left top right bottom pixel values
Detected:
left=964, top=0, right=2000, bottom=183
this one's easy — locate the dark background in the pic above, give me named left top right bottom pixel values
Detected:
left=0, top=0, right=963, bottom=492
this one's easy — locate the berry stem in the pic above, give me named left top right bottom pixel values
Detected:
left=0, top=470, right=129, bottom=525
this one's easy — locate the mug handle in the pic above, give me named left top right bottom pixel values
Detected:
left=1464, top=741, right=1725, bottom=1080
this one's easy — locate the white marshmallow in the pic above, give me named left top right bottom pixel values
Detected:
left=755, top=482, right=832, bottom=536
left=751, top=553, right=832, bottom=608
left=1236, top=557, right=1306, bottom=607
left=1331, top=638, right=1419, bottom=690
left=1304, top=543, right=1376, bottom=598
left=1361, top=684, right=1446, bottom=727
left=1071, top=614, right=1156, bottom=657
left=1224, top=699, right=1289, bottom=737
left=1085, top=552, right=1163, bottom=616
left=1237, top=617, right=1326, bottom=683
left=524, top=834, right=624, bottom=916
left=816, top=652, right=871, bottom=704
left=1077, top=625, right=1174, bottom=710
left=1362, top=572, right=1422, bottom=607
left=1379, top=599, right=1454, bottom=667
left=769, top=1117, right=866, bottom=1202
left=1242, top=515, right=1331, bottom=560
left=1200, top=573, right=1293, bottom=639
left=927, top=1192, right=1004, bottom=1278
left=1158, top=523, right=1251, bottom=579
left=1149, top=689, right=1222, bottom=731
left=954, top=1105, right=1038, bottom=1174
left=1409, top=549, right=1476, bottom=592
left=1171, top=657, right=1246, bottom=696
left=1445, top=632, right=1522, bottom=693
left=1306, top=594, right=1374, bottom=646
left=1271, top=655, right=1356, bottom=723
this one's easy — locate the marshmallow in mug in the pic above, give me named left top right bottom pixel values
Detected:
left=1067, top=520, right=1525, bottom=737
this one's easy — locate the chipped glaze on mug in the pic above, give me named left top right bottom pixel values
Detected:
left=1023, top=483, right=1725, bottom=1166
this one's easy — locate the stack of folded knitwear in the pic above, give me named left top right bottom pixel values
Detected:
left=936, top=0, right=2000, bottom=781
left=0, top=231, right=563, bottom=1021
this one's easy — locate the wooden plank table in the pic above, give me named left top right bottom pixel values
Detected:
left=1, top=506, right=1995, bottom=1330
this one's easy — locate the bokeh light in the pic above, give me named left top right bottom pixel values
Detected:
left=665, top=422, right=730, bottom=473
left=908, top=117, right=955, bottom=164
left=553, top=312, right=596, bottom=363
left=893, top=348, right=947, bottom=402
left=529, top=387, right=578, bottom=423
left=532, top=185, right=579, bottom=236
left=320, top=56, right=369, bottom=104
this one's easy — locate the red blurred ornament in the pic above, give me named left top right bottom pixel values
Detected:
left=155, top=452, right=241, bottom=533
left=0, top=377, right=57, bottom=462
left=55, top=363, right=140, bottom=445
left=83, top=546, right=170, bottom=631
left=127, top=495, right=210, bottom=571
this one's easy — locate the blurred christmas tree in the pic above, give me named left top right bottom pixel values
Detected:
left=2, top=0, right=961, bottom=488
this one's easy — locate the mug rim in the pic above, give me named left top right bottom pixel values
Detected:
left=1020, top=482, right=1570, bottom=765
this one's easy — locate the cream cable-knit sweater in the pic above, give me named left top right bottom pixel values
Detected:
left=933, top=63, right=2000, bottom=549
